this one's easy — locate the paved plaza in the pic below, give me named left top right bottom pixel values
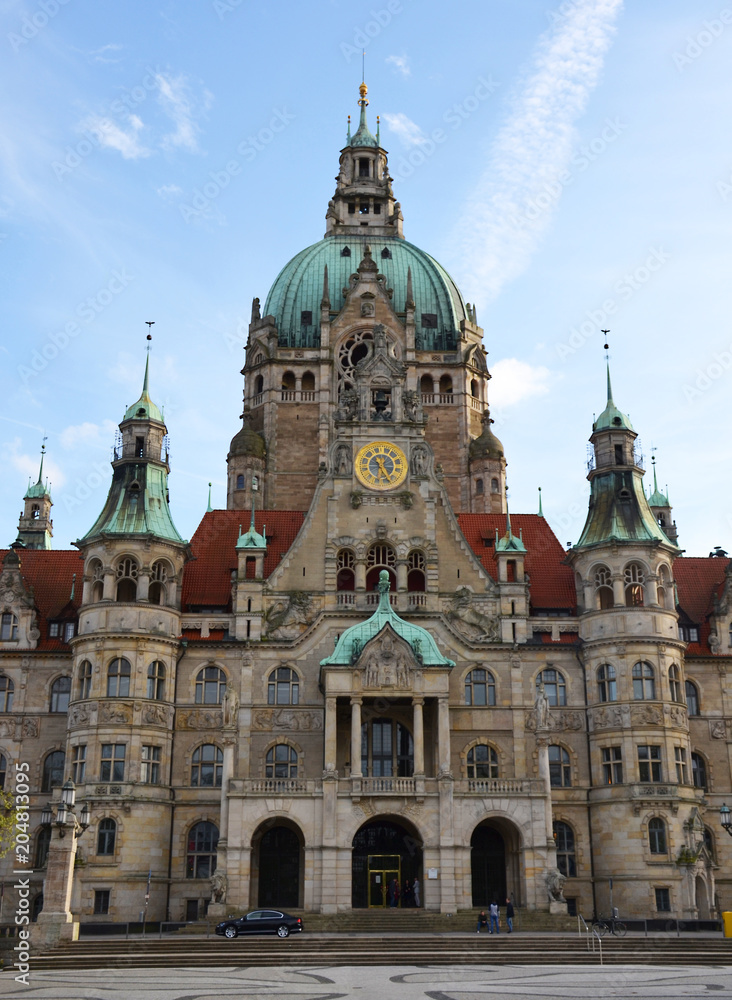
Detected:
left=3, top=964, right=732, bottom=1000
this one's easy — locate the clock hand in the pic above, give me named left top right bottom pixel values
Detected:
left=375, top=456, right=388, bottom=481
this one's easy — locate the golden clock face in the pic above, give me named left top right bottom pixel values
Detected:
left=354, top=441, right=408, bottom=491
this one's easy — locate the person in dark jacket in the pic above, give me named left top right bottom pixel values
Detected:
left=476, top=910, right=488, bottom=933
left=505, top=897, right=514, bottom=933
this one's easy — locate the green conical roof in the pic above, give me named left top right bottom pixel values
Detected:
left=349, top=82, right=378, bottom=148
left=25, top=445, right=50, bottom=499
left=123, top=355, right=164, bottom=423
left=647, top=460, right=669, bottom=507
left=79, top=463, right=185, bottom=544
left=593, top=363, right=634, bottom=433
left=321, top=571, right=454, bottom=667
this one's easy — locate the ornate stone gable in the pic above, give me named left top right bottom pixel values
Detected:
left=353, top=624, right=421, bottom=691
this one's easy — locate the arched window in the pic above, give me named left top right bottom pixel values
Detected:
left=187, top=821, right=219, bottom=879
left=35, top=826, right=51, bottom=868
left=704, top=827, right=716, bottom=861
left=648, top=817, right=667, bottom=854
left=466, top=744, right=498, bottom=779
left=42, top=751, right=65, bottom=792
left=302, top=371, right=315, bottom=392
left=549, top=745, right=571, bottom=787
left=191, top=744, right=223, bottom=787
left=464, top=668, right=496, bottom=706
left=195, top=666, right=226, bottom=704
left=78, top=660, right=92, bottom=700
left=470, top=379, right=479, bottom=398
left=97, top=818, right=116, bottom=856
left=407, top=550, right=426, bottom=592
left=0, top=674, right=15, bottom=711
left=267, top=666, right=299, bottom=705
left=0, top=613, right=18, bottom=641
left=255, top=374, right=264, bottom=395
left=361, top=719, right=413, bottom=777
left=597, top=664, right=617, bottom=703
left=439, top=374, right=453, bottom=395
left=475, top=478, right=484, bottom=495
left=281, top=370, right=296, bottom=391
left=148, top=561, right=168, bottom=605
left=107, top=658, right=131, bottom=698
left=553, top=821, right=576, bottom=877
left=50, top=676, right=71, bottom=713
left=594, top=565, right=614, bottom=610
left=366, top=543, right=396, bottom=591
left=265, top=743, right=298, bottom=779
left=31, top=504, right=40, bottom=520
left=624, top=562, right=645, bottom=606
left=668, top=664, right=682, bottom=703
left=692, top=752, right=707, bottom=790
left=115, top=558, right=138, bottom=602
left=89, top=559, right=104, bottom=603
left=657, top=565, right=672, bottom=609
left=236, top=474, right=245, bottom=490
left=686, top=680, right=700, bottom=716
left=419, top=375, right=434, bottom=395
left=147, top=661, right=166, bottom=700
left=0, top=752, right=6, bottom=790
left=336, top=549, right=355, bottom=592
left=537, top=669, right=566, bottom=707
left=633, top=662, right=655, bottom=700
left=491, top=478, right=499, bottom=493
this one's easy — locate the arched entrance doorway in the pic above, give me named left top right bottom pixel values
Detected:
left=252, top=821, right=303, bottom=909
left=352, top=818, right=422, bottom=908
left=470, top=820, right=522, bottom=907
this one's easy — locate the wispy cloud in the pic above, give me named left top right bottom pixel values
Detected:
left=89, top=43, right=124, bottom=64
left=59, top=420, right=117, bottom=450
left=156, top=73, right=211, bottom=152
left=156, top=183, right=183, bottom=200
left=450, top=0, right=623, bottom=302
left=488, top=359, right=552, bottom=407
left=382, top=112, right=426, bottom=147
left=79, top=113, right=150, bottom=160
left=386, top=54, right=411, bottom=78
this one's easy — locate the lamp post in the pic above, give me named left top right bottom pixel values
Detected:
left=31, top=780, right=91, bottom=950
left=720, top=804, right=732, bottom=837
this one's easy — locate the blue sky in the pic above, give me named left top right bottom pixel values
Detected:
left=1, top=0, right=730, bottom=558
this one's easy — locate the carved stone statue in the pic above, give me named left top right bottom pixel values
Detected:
left=335, top=444, right=352, bottom=476
left=545, top=868, right=566, bottom=902
left=337, top=389, right=358, bottom=421
left=251, top=297, right=261, bottom=322
left=411, top=446, right=428, bottom=476
left=402, top=390, right=420, bottom=422
left=222, top=683, right=239, bottom=728
left=210, top=871, right=228, bottom=903
left=535, top=682, right=550, bottom=729
left=446, top=588, right=500, bottom=642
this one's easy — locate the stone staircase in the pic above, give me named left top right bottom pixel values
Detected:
left=19, top=921, right=731, bottom=971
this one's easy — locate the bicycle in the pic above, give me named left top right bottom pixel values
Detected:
left=591, top=914, right=627, bottom=937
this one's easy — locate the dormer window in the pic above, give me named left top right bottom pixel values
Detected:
left=0, top=613, right=18, bottom=641
left=381, top=247, right=391, bottom=259
left=300, top=311, right=313, bottom=326
left=612, top=416, right=622, bottom=426
left=341, top=246, right=351, bottom=257
left=421, top=314, right=438, bottom=329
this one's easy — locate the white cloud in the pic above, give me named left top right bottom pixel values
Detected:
left=2, top=437, right=66, bottom=491
left=450, top=0, right=623, bottom=302
left=156, top=73, right=212, bottom=152
left=156, top=183, right=183, bottom=200
left=79, top=113, right=150, bottom=160
left=59, top=421, right=117, bottom=450
left=89, top=43, right=124, bottom=64
left=488, top=358, right=552, bottom=407
left=382, top=112, right=427, bottom=147
left=386, top=54, right=411, bottom=78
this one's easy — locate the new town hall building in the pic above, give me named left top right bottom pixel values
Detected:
left=2, top=84, right=732, bottom=930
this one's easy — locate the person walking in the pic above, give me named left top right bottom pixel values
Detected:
left=476, top=910, right=488, bottom=933
left=387, top=878, right=397, bottom=907
left=403, top=879, right=413, bottom=908
left=489, top=900, right=500, bottom=934
left=413, top=877, right=421, bottom=908
left=505, top=897, right=514, bottom=933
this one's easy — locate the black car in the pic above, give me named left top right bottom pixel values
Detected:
left=215, top=909, right=303, bottom=939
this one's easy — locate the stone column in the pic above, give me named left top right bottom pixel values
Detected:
left=612, top=574, right=625, bottom=606
left=355, top=560, right=367, bottom=593
left=437, top=697, right=452, bottom=777
left=324, top=696, right=338, bottom=774
left=208, top=731, right=236, bottom=919
left=102, top=569, right=115, bottom=601
left=350, top=698, right=362, bottom=777
left=31, top=823, right=80, bottom=949
left=396, top=559, right=408, bottom=593
left=137, top=568, right=150, bottom=602
left=413, top=698, right=425, bottom=775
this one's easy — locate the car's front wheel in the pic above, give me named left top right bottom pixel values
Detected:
left=224, top=925, right=238, bottom=939
left=277, top=925, right=290, bottom=938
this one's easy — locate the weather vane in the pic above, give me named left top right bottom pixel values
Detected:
left=145, top=321, right=154, bottom=347
left=601, top=329, right=610, bottom=360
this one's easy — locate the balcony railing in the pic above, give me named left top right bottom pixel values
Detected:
left=420, top=393, right=456, bottom=405
left=280, top=390, right=317, bottom=402
left=365, top=593, right=397, bottom=606
left=469, top=396, right=483, bottom=410
left=464, top=778, right=532, bottom=795
left=360, top=776, right=415, bottom=795
left=252, top=393, right=263, bottom=408
left=337, top=593, right=356, bottom=607
left=242, top=778, right=309, bottom=794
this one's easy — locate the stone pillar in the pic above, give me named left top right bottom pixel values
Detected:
left=137, top=569, right=150, bottom=602
left=535, top=731, right=554, bottom=843
left=324, top=696, right=337, bottom=774
left=437, top=697, right=452, bottom=777
left=396, top=560, right=408, bottom=593
left=208, top=732, right=236, bottom=920
left=350, top=698, right=362, bottom=777
left=31, top=824, right=80, bottom=949
left=413, top=698, right=424, bottom=775
left=612, top=574, right=625, bottom=606
left=355, top=560, right=367, bottom=593
left=102, top=569, right=115, bottom=601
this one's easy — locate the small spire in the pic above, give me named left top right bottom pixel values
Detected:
left=321, top=264, right=330, bottom=308
left=70, top=573, right=76, bottom=603
left=347, top=114, right=351, bottom=143
left=206, top=482, right=213, bottom=513
left=538, top=486, right=543, bottom=517
left=605, top=359, right=613, bottom=405
left=376, top=114, right=380, bottom=146
left=37, top=438, right=47, bottom=485
left=406, top=266, right=414, bottom=309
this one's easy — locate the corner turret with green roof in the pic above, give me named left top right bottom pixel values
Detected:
left=15, top=442, right=53, bottom=549
left=79, top=352, right=186, bottom=546
left=321, top=571, right=455, bottom=667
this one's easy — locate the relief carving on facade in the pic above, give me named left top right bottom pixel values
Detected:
left=68, top=702, right=97, bottom=728
left=525, top=709, right=584, bottom=732
left=21, top=717, right=40, bottom=738
left=589, top=704, right=629, bottom=731
left=710, top=720, right=727, bottom=739
left=664, top=704, right=687, bottom=727
left=446, top=588, right=500, bottom=642
left=252, top=708, right=323, bottom=731
left=99, top=701, right=133, bottom=724
left=176, top=708, right=223, bottom=730
left=630, top=705, right=663, bottom=726
left=263, top=591, right=316, bottom=640
left=0, top=719, right=15, bottom=739
left=141, top=703, right=170, bottom=727
left=358, top=631, right=414, bottom=689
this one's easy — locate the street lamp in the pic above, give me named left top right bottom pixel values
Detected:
left=41, top=780, right=91, bottom=839
left=719, top=803, right=732, bottom=836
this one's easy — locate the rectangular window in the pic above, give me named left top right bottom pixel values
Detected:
left=655, top=887, right=670, bottom=912
left=300, top=310, right=312, bottom=326
left=94, top=889, right=110, bottom=915
left=421, top=313, right=438, bottom=329
left=1, top=613, right=18, bottom=641
left=358, top=157, right=369, bottom=177
left=638, top=745, right=662, bottom=783
left=359, top=202, right=369, bottom=214
left=64, top=622, right=76, bottom=642
left=141, top=745, right=161, bottom=785
left=100, top=744, right=126, bottom=782
left=72, top=745, right=86, bottom=784
left=373, top=203, right=381, bottom=215
left=679, top=625, right=699, bottom=643
left=674, top=746, right=688, bottom=784
left=602, top=746, right=623, bottom=785
left=49, top=623, right=60, bottom=637
left=347, top=201, right=356, bottom=215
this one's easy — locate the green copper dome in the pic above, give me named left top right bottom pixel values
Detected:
left=264, top=235, right=467, bottom=350
left=228, top=424, right=266, bottom=459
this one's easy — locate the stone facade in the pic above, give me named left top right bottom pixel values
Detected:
left=1, top=85, right=730, bottom=930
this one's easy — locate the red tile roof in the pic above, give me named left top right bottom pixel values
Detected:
left=182, top=510, right=305, bottom=611
left=675, top=556, right=730, bottom=654
left=457, top=514, right=577, bottom=612
left=0, top=548, right=82, bottom=650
